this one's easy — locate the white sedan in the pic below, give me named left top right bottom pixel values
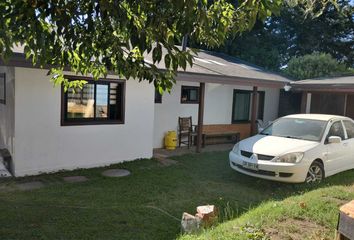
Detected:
left=229, top=114, right=354, bottom=183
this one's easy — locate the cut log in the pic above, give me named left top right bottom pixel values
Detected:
left=196, top=205, right=218, bottom=227
left=337, top=200, right=354, bottom=240
left=181, top=212, right=201, bottom=233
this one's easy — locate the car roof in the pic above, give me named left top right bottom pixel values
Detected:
left=283, top=114, right=351, bottom=121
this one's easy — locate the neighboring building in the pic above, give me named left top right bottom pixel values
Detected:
left=291, top=76, right=354, bottom=118
left=0, top=47, right=290, bottom=176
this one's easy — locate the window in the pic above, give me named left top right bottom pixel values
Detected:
left=0, top=73, right=5, bottom=104
left=181, top=86, right=199, bottom=104
left=155, top=89, right=162, bottom=103
left=343, top=120, right=354, bottom=139
left=232, top=89, right=265, bottom=123
left=61, top=76, right=125, bottom=125
left=327, top=121, right=345, bottom=140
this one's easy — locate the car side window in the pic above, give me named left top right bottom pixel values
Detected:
left=343, top=121, right=354, bottom=139
left=328, top=121, right=345, bottom=140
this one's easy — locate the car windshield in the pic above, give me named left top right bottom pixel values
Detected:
left=260, top=118, right=327, bottom=142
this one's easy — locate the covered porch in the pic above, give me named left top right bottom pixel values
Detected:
left=178, top=73, right=290, bottom=152
left=152, top=49, right=291, bottom=152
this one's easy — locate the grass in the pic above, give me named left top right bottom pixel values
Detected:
left=0, top=151, right=353, bottom=240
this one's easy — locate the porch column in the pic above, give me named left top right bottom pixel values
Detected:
left=344, top=94, right=348, bottom=116
left=196, top=82, right=206, bottom=153
left=250, top=86, right=258, bottom=135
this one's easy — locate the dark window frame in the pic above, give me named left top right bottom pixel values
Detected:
left=61, top=76, right=125, bottom=126
left=180, top=86, right=200, bottom=104
left=0, top=73, right=5, bottom=105
left=155, top=89, right=162, bottom=104
left=231, top=89, right=265, bottom=124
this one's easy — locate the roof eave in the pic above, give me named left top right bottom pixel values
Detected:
left=292, top=84, right=354, bottom=93
left=176, top=71, right=289, bottom=88
left=1, top=53, right=289, bottom=88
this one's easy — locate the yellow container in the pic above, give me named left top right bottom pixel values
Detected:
left=164, top=131, right=177, bottom=150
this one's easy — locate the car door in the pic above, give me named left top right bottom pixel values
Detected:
left=342, top=120, right=354, bottom=170
left=325, top=120, right=349, bottom=174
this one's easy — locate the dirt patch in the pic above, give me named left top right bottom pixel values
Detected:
left=265, top=218, right=330, bottom=240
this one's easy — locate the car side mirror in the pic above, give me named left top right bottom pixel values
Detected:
left=328, top=136, right=342, bottom=144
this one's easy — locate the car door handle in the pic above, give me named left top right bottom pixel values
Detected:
left=343, top=142, right=349, bottom=146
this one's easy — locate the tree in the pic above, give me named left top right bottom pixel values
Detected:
left=209, top=0, right=353, bottom=71
left=272, top=0, right=354, bottom=67
left=284, top=52, right=353, bottom=80
left=0, top=0, right=335, bottom=90
left=213, top=20, right=286, bottom=70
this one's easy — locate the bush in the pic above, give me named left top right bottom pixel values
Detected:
left=284, top=53, right=351, bottom=80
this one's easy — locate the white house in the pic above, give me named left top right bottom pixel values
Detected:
left=0, top=48, right=290, bottom=176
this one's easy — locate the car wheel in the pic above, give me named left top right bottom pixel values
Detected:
left=306, top=161, right=325, bottom=183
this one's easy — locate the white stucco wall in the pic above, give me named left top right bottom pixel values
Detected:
left=14, top=67, right=154, bottom=176
left=153, top=81, right=280, bottom=148
left=263, top=87, right=280, bottom=124
left=0, top=66, right=15, bottom=155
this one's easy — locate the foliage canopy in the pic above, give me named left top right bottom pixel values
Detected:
left=213, top=0, right=352, bottom=71
left=284, top=52, right=353, bottom=80
left=0, top=0, right=336, bottom=90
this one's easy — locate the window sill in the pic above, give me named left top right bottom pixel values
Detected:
left=61, top=120, right=125, bottom=126
left=181, top=101, right=199, bottom=104
left=231, top=120, right=251, bottom=124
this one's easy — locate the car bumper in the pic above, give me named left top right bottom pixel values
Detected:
left=229, top=151, right=309, bottom=183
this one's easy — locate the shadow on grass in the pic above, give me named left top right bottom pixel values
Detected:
left=0, top=150, right=353, bottom=240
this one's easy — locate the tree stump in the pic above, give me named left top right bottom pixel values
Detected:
left=196, top=205, right=218, bottom=227
left=336, top=200, right=354, bottom=240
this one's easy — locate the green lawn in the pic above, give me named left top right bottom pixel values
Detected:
left=0, top=151, right=354, bottom=240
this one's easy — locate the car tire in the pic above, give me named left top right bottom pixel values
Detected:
left=305, top=161, right=325, bottom=183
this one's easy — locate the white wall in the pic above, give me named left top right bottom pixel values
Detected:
left=14, top=67, right=155, bottom=176
left=0, top=66, right=15, bottom=155
left=153, top=82, right=280, bottom=148
left=263, top=87, right=280, bottom=124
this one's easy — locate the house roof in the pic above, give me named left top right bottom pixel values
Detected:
left=291, top=75, right=354, bottom=92
left=3, top=45, right=291, bottom=88
left=144, top=48, right=291, bottom=87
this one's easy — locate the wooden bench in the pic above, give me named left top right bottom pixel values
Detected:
left=200, top=124, right=241, bottom=147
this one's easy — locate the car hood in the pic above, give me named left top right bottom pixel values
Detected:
left=239, top=135, right=320, bottom=156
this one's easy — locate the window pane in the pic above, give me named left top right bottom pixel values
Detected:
left=181, top=88, right=189, bottom=102
left=109, top=83, right=122, bottom=120
left=95, top=84, right=109, bottom=118
left=67, top=84, right=95, bottom=118
left=328, top=121, right=345, bottom=140
left=189, top=89, right=198, bottom=101
left=155, top=89, right=162, bottom=103
left=233, top=92, right=250, bottom=121
left=344, top=121, right=354, bottom=139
